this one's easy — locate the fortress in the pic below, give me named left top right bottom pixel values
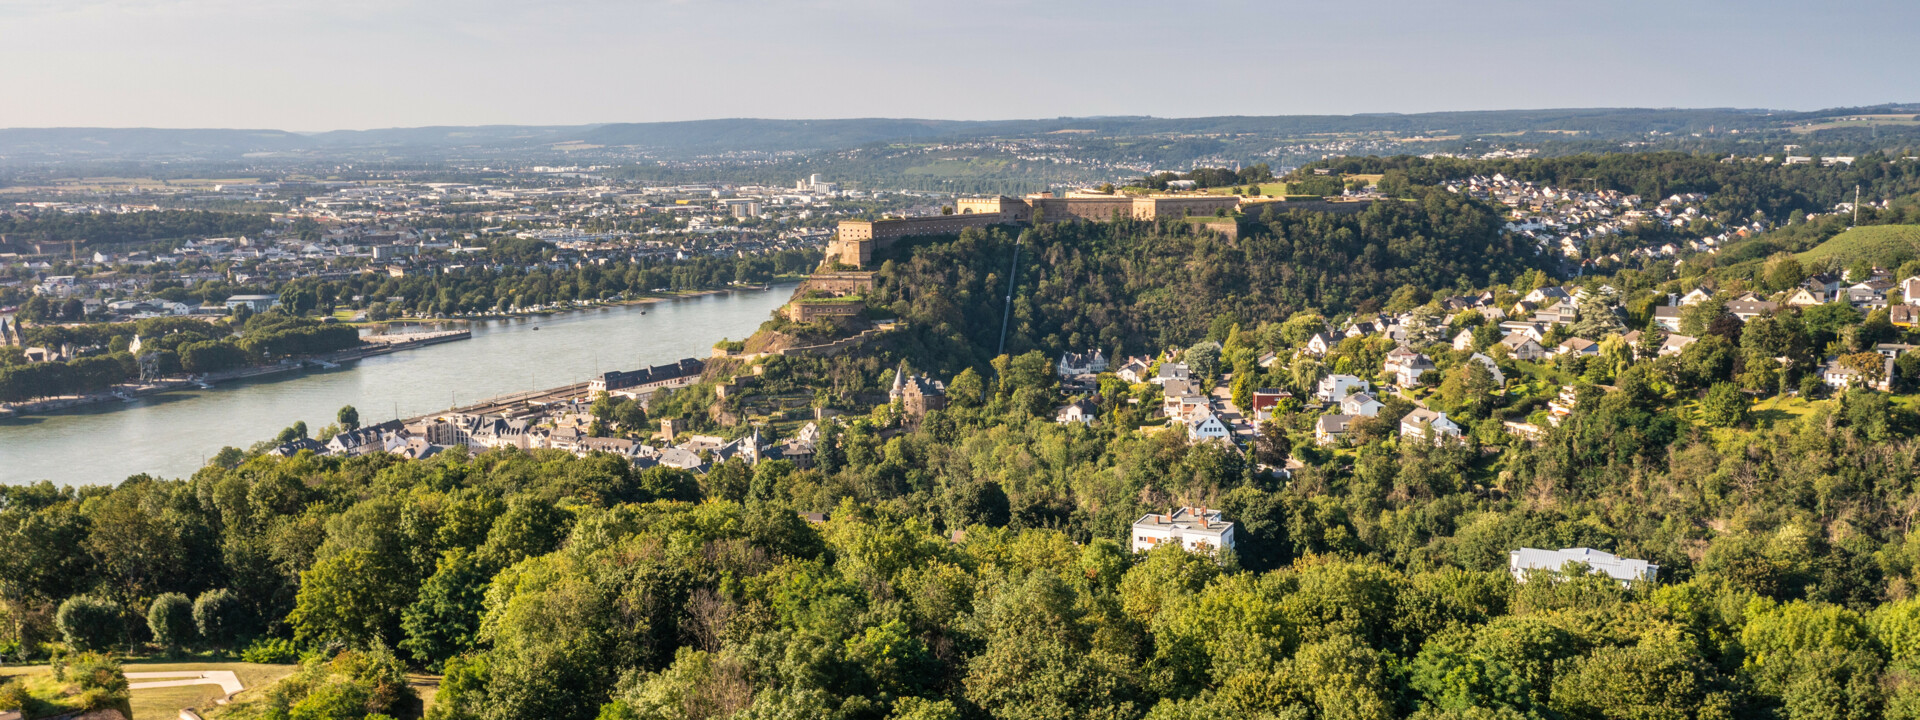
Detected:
left=829, top=192, right=1371, bottom=267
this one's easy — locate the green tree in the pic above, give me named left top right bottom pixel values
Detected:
left=288, top=549, right=412, bottom=650
left=194, top=588, right=253, bottom=649
left=337, top=405, right=360, bottom=431
left=147, top=592, right=195, bottom=652
left=56, top=596, right=123, bottom=652
left=401, top=550, right=493, bottom=670
left=1699, top=382, right=1749, bottom=428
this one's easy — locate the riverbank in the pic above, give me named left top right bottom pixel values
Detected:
left=338, top=285, right=762, bottom=326
left=0, top=329, right=471, bottom=418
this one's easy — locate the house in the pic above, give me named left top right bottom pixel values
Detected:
left=1341, top=391, right=1384, bottom=417
left=1876, top=343, right=1920, bottom=359
left=1315, top=414, right=1355, bottom=445
left=1304, top=332, right=1335, bottom=356
left=1784, top=287, right=1828, bottom=307
left=1894, top=305, right=1920, bottom=329
left=1499, top=332, right=1548, bottom=361
left=223, top=294, right=279, bottom=312
left=1508, top=547, right=1657, bottom=584
left=1452, top=328, right=1478, bottom=351
left=1848, top=280, right=1895, bottom=307
left=1499, top=320, right=1549, bottom=341
left=1131, top=506, right=1236, bottom=554
left=1902, top=276, right=1920, bottom=305
left=1394, top=353, right=1436, bottom=387
left=1523, top=286, right=1571, bottom=305
left=1115, top=357, right=1153, bottom=383
left=267, top=437, right=325, bottom=456
left=1555, top=337, right=1601, bottom=358
left=1316, top=374, right=1369, bottom=403
left=1651, top=305, right=1683, bottom=332
left=1726, top=300, right=1779, bottom=321
left=1534, top=300, right=1579, bottom=325
left=1652, top=333, right=1698, bottom=357
left=1249, top=388, right=1290, bottom=421
left=1153, top=363, right=1192, bottom=385
left=1679, top=288, right=1714, bottom=306
left=1821, top=356, right=1893, bottom=391
left=1186, top=414, right=1233, bottom=444
left=1399, top=408, right=1463, bottom=443
left=590, top=358, right=705, bottom=395
left=1055, top=399, right=1099, bottom=425
left=1466, top=353, right=1505, bottom=385
left=1057, top=349, right=1109, bottom=378
left=1166, top=394, right=1210, bottom=423
left=890, top=366, right=949, bottom=418
left=323, top=420, right=404, bottom=456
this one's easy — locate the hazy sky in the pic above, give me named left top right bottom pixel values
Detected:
left=1, top=0, right=1914, bottom=131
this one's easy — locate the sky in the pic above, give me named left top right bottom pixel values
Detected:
left=1, top=0, right=1915, bottom=131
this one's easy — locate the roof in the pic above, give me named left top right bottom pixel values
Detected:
left=1131, top=506, right=1234, bottom=540
left=1509, top=547, right=1657, bottom=582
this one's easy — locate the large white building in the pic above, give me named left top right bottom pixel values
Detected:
left=1508, top=547, right=1658, bottom=584
left=1131, top=506, right=1235, bottom=554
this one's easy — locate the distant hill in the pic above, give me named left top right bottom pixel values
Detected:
left=0, top=127, right=310, bottom=156
left=1, top=104, right=1914, bottom=161
left=1797, top=224, right=1920, bottom=267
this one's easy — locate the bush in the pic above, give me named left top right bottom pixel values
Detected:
left=195, top=588, right=253, bottom=648
left=147, top=593, right=195, bottom=651
left=242, top=637, right=301, bottom=664
left=55, top=597, right=122, bottom=652
left=0, top=680, right=28, bottom=712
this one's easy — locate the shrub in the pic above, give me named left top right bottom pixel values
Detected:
left=195, top=588, right=254, bottom=648
left=147, top=593, right=195, bottom=651
left=55, top=596, right=122, bottom=652
left=0, top=680, right=28, bottom=712
left=242, top=637, right=301, bottom=664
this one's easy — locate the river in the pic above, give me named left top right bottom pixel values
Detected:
left=0, top=284, right=795, bottom=485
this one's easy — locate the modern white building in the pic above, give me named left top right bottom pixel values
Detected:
left=1316, top=374, right=1369, bottom=403
left=1508, top=547, right=1658, bottom=584
left=1131, top=506, right=1235, bottom=554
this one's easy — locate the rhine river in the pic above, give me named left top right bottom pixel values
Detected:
left=0, top=283, right=795, bottom=485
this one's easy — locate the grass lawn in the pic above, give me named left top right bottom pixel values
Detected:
left=133, top=681, right=228, bottom=719
left=1749, top=395, right=1823, bottom=429
left=1207, top=182, right=1291, bottom=196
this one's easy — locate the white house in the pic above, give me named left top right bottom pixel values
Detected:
left=1186, top=414, right=1232, bottom=444
left=1057, top=349, right=1109, bottom=378
left=1651, top=306, right=1683, bottom=332
left=1131, top=506, right=1236, bottom=554
left=1466, top=353, right=1505, bottom=385
left=1452, top=328, right=1477, bottom=351
left=1055, top=400, right=1099, bottom=425
left=1316, top=374, right=1369, bottom=403
left=1341, top=391, right=1384, bottom=417
left=1499, top=333, right=1548, bottom=361
left=1304, top=332, right=1335, bottom=356
left=1394, top=353, right=1436, bottom=387
left=1400, top=408, right=1463, bottom=443
left=1508, top=547, right=1658, bottom=584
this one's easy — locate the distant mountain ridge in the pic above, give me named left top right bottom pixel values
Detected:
left=1, top=104, right=1914, bottom=160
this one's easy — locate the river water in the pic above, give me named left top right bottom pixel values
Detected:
left=0, top=284, right=794, bottom=485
